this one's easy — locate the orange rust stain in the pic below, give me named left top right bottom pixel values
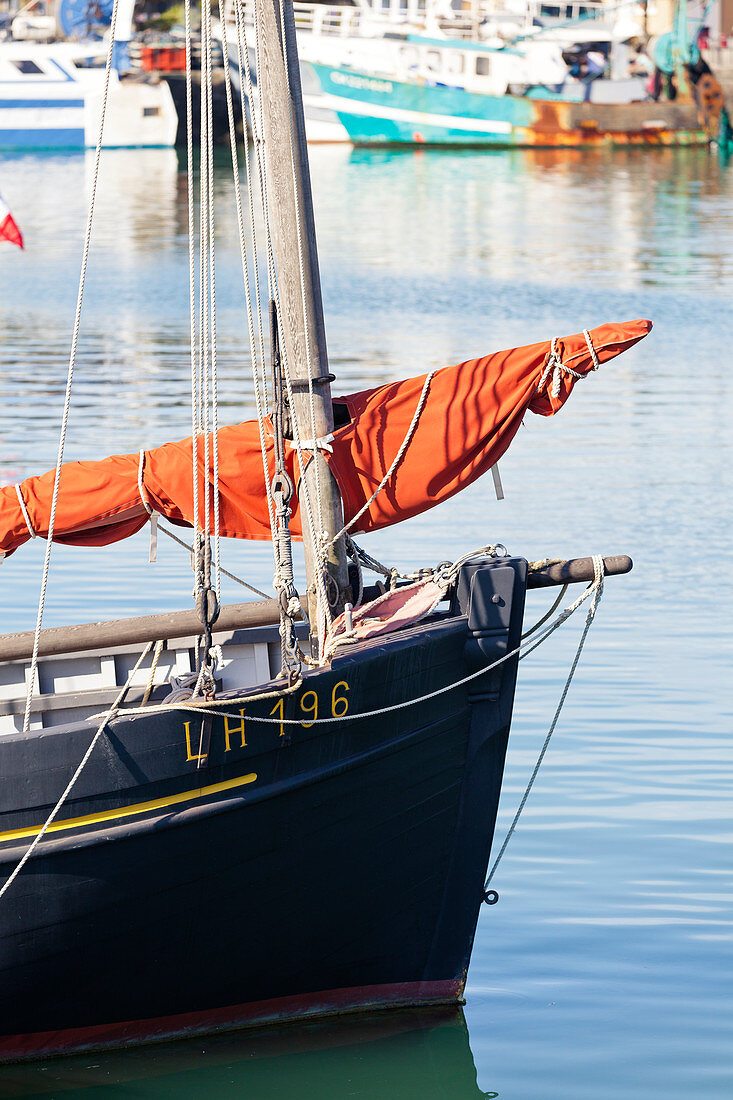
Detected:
left=516, top=123, right=708, bottom=148
left=521, top=96, right=708, bottom=148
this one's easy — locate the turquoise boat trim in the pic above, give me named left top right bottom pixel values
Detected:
left=310, top=63, right=532, bottom=146
left=308, top=62, right=707, bottom=148
left=405, top=34, right=523, bottom=57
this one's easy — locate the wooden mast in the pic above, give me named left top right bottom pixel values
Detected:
left=254, top=0, right=350, bottom=646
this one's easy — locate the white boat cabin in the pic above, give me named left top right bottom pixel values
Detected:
left=0, top=39, right=177, bottom=148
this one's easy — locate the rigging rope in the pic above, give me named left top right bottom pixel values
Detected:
left=247, top=0, right=333, bottom=652
left=219, top=0, right=277, bottom=548
left=483, top=555, right=605, bottom=896
left=323, top=369, right=435, bottom=553
left=277, top=0, right=326, bottom=537
left=101, top=556, right=605, bottom=727
left=1, top=644, right=154, bottom=901
left=220, top=6, right=303, bottom=673
left=538, top=329, right=601, bottom=399
left=21, top=0, right=121, bottom=735
left=157, top=521, right=269, bottom=599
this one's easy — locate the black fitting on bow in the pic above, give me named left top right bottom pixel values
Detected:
left=482, top=889, right=499, bottom=906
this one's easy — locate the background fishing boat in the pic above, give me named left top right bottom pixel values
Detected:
left=224, top=0, right=724, bottom=146
left=0, top=0, right=177, bottom=149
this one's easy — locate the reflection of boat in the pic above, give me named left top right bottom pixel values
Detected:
left=0, top=0, right=637, bottom=1063
left=0, top=1008, right=490, bottom=1097
left=0, top=2, right=177, bottom=150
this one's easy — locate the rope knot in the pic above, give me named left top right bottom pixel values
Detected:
left=538, top=332, right=601, bottom=400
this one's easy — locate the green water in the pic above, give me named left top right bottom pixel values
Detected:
left=0, top=144, right=731, bottom=1097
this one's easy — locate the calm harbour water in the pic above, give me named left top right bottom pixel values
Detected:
left=0, top=144, right=732, bottom=1098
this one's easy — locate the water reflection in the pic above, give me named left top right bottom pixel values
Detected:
left=310, top=145, right=732, bottom=294
left=0, top=1008, right=497, bottom=1099
left=0, top=142, right=732, bottom=1096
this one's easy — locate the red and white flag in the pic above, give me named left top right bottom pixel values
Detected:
left=0, top=192, right=23, bottom=249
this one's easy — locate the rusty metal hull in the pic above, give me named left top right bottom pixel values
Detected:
left=306, top=63, right=707, bottom=148
left=519, top=98, right=707, bottom=147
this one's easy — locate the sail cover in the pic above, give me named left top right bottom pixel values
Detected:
left=0, top=320, right=651, bottom=559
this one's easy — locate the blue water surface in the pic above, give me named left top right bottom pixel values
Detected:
left=0, top=144, right=731, bottom=1098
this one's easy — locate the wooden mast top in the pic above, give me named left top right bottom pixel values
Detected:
left=254, top=0, right=350, bottom=650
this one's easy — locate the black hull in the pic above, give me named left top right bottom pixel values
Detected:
left=0, top=558, right=526, bottom=1060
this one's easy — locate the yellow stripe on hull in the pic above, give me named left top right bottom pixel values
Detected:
left=0, top=772, right=258, bottom=845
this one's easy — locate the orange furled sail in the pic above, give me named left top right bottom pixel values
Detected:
left=0, top=320, right=651, bottom=560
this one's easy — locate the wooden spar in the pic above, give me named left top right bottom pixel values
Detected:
left=254, top=0, right=349, bottom=644
left=0, top=555, right=631, bottom=662
left=526, top=555, right=632, bottom=589
left=0, top=599, right=292, bottom=663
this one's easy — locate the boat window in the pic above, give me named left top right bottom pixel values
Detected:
left=446, top=52, right=465, bottom=75
left=425, top=49, right=441, bottom=72
left=541, top=4, right=561, bottom=16
left=143, top=106, right=160, bottom=117
left=11, top=59, right=44, bottom=74
left=475, top=56, right=491, bottom=77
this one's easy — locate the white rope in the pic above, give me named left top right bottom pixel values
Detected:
left=324, top=370, right=435, bottom=551
left=217, top=2, right=275, bottom=550
left=141, top=639, right=165, bottom=707
left=14, top=485, right=36, bottom=539
left=157, top=520, right=269, bottom=598
left=521, top=584, right=568, bottom=640
left=21, top=0, right=121, bottom=736
left=199, top=0, right=212, bottom=590
left=484, top=555, right=604, bottom=889
left=1, top=643, right=153, bottom=902
left=204, top=0, right=222, bottom=599
left=233, top=2, right=275, bottom=445
left=294, top=434, right=333, bottom=454
left=100, top=562, right=604, bottom=727
left=277, top=0, right=325, bottom=538
left=249, top=0, right=332, bottom=645
left=185, top=0, right=201, bottom=591
left=538, top=331, right=601, bottom=400
left=583, top=328, right=601, bottom=370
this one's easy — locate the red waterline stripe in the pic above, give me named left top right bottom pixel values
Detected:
left=0, top=979, right=463, bottom=1062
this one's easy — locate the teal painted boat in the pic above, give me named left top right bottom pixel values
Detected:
left=303, top=61, right=708, bottom=148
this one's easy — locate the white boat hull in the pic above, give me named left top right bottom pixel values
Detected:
left=0, top=42, right=178, bottom=149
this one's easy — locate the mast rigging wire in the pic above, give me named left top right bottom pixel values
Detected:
left=21, top=0, right=122, bottom=735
